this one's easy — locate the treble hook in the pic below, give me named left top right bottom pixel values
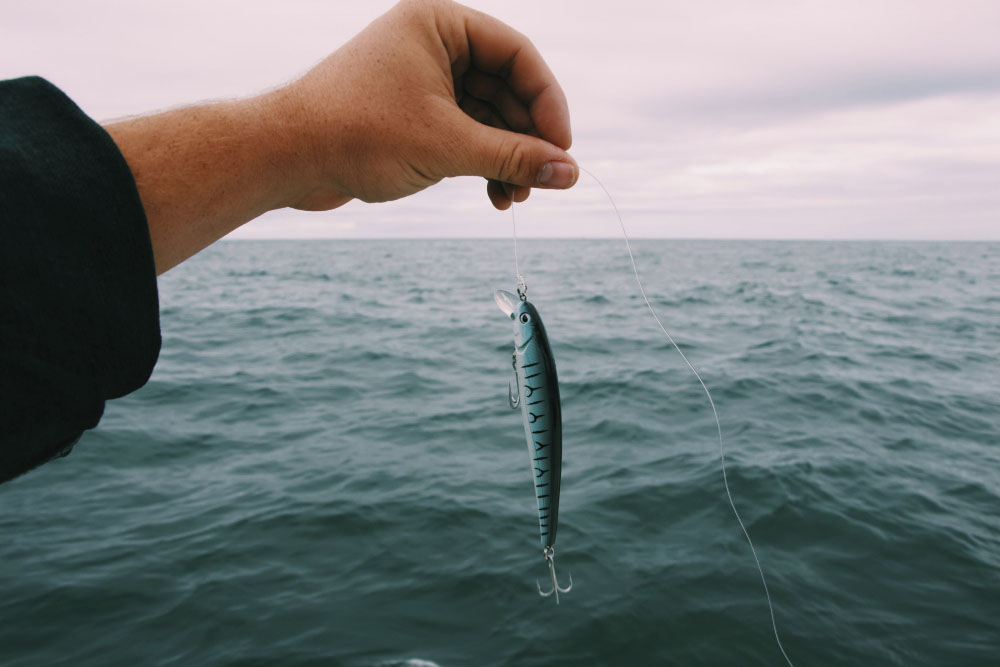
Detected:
left=536, top=546, right=572, bottom=604
left=508, top=352, right=520, bottom=408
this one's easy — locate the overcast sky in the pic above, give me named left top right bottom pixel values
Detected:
left=3, top=0, right=999, bottom=239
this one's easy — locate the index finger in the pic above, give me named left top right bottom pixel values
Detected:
left=446, top=3, right=572, bottom=150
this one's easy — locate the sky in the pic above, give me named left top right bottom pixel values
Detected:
left=3, top=0, right=999, bottom=239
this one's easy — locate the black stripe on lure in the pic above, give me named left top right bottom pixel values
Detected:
left=495, top=283, right=572, bottom=603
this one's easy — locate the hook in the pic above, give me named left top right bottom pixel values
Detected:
left=509, top=352, right=520, bottom=408
left=536, top=546, right=572, bottom=604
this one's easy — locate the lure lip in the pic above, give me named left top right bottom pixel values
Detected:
left=493, top=289, right=520, bottom=318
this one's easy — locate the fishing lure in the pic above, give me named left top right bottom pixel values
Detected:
left=495, top=281, right=572, bottom=603
left=493, top=175, right=793, bottom=661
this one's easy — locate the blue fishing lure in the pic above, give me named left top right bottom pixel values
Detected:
left=495, top=286, right=572, bottom=603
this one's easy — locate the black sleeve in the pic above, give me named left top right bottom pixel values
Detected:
left=0, top=76, right=161, bottom=483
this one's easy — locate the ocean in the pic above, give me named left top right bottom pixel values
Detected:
left=1, top=239, right=997, bottom=666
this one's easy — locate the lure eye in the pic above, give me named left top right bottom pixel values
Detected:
left=520, top=313, right=530, bottom=323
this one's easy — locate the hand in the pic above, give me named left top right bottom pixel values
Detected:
left=273, top=0, right=577, bottom=211
left=106, top=0, right=575, bottom=273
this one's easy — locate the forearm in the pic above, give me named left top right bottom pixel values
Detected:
left=104, top=90, right=322, bottom=274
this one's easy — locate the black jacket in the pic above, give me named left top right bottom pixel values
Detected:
left=0, top=77, right=160, bottom=483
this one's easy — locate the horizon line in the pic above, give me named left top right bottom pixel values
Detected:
left=221, top=236, right=999, bottom=243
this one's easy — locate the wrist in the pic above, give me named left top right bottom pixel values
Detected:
left=239, top=90, right=308, bottom=212
left=254, top=84, right=353, bottom=212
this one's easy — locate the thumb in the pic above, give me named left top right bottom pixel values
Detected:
left=451, top=113, right=578, bottom=190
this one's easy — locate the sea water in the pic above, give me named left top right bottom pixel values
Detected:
left=1, top=239, right=997, bottom=666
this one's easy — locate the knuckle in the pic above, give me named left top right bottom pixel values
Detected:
left=495, top=141, right=529, bottom=184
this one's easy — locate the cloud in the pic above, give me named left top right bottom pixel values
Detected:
left=2, top=0, right=999, bottom=239
left=647, top=68, right=1000, bottom=129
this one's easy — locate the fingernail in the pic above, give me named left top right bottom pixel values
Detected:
left=538, top=161, right=575, bottom=188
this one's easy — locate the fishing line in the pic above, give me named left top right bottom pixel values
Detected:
left=510, top=168, right=794, bottom=665
left=511, top=200, right=521, bottom=280
left=511, top=202, right=525, bottom=300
